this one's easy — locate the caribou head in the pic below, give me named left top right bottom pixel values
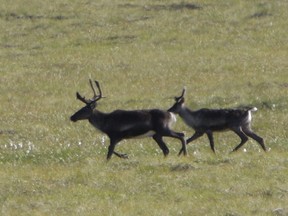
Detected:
left=168, top=87, right=186, bottom=114
left=70, top=79, right=104, bottom=122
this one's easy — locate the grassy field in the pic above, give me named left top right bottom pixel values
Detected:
left=1, top=0, right=288, bottom=215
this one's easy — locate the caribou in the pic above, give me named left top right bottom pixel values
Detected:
left=70, top=80, right=187, bottom=160
left=168, top=88, right=267, bottom=154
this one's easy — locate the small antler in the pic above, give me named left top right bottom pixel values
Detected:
left=76, top=79, right=104, bottom=104
left=175, top=87, right=186, bottom=101
left=76, top=92, right=90, bottom=104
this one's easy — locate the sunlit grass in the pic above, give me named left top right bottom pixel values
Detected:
left=0, top=0, right=288, bottom=215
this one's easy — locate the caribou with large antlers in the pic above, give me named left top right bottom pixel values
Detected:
left=168, top=88, right=267, bottom=153
left=70, top=80, right=187, bottom=160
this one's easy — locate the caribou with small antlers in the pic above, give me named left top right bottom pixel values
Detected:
left=168, top=88, right=267, bottom=153
left=70, top=80, right=187, bottom=160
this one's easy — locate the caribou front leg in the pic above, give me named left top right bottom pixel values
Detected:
left=162, top=130, right=187, bottom=156
left=178, top=131, right=204, bottom=155
left=107, top=138, right=128, bottom=160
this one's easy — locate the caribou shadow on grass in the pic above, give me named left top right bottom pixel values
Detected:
left=0, top=130, right=16, bottom=135
left=119, top=3, right=202, bottom=11
left=1, top=12, right=71, bottom=21
left=105, top=35, right=137, bottom=44
left=170, top=163, right=196, bottom=172
left=249, top=11, right=272, bottom=19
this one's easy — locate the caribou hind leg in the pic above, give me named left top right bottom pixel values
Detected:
left=161, top=130, right=187, bottom=156
left=231, top=127, right=248, bottom=152
left=242, top=128, right=266, bottom=151
left=152, top=134, right=169, bottom=156
left=206, top=130, right=216, bottom=153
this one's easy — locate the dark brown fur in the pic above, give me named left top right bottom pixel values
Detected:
left=70, top=80, right=187, bottom=160
left=168, top=88, right=266, bottom=153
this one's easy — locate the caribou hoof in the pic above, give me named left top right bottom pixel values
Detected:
left=119, top=154, right=129, bottom=159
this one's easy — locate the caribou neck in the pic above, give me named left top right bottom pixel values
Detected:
left=178, top=105, right=198, bottom=128
left=88, top=109, right=107, bottom=132
left=178, top=105, right=193, bottom=118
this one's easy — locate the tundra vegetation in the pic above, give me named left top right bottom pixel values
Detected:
left=0, top=0, right=288, bottom=215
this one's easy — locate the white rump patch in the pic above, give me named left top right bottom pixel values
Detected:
left=248, top=107, right=257, bottom=122
left=250, top=107, right=258, bottom=112
left=247, top=111, right=251, bottom=122
left=247, top=107, right=257, bottom=122
left=168, top=112, right=177, bottom=128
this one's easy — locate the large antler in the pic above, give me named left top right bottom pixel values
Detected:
left=76, top=79, right=104, bottom=104
left=175, top=87, right=186, bottom=101
left=90, top=80, right=103, bottom=102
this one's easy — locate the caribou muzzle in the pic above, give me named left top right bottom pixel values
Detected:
left=70, top=115, right=78, bottom=122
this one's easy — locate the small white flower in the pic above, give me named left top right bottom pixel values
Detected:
left=101, top=136, right=106, bottom=145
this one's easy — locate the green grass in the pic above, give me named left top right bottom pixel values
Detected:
left=1, top=0, right=288, bottom=215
